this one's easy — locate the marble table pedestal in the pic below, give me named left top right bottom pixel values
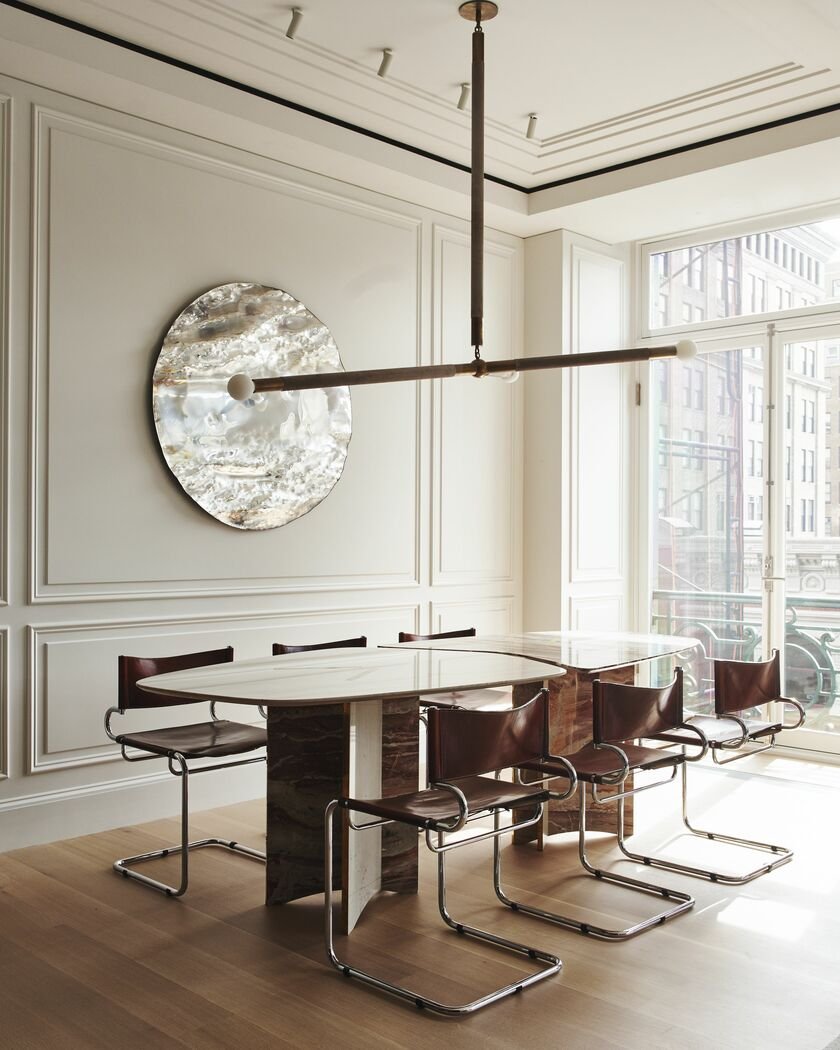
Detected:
left=513, top=665, right=635, bottom=846
left=266, top=698, right=419, bottom=933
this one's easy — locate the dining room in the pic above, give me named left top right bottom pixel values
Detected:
left=1, top=1, right=840, bottom=1047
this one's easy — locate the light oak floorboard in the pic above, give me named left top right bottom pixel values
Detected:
left=1, top=755, right=839, bottom=1048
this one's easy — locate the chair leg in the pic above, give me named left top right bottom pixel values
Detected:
left=493, top=787, right=693, bottom=940
left=114, top=754, right=265, bottom=897
left=323, top=801, right=562, bottom=1016
left=615, top=763, right=792, bottom=885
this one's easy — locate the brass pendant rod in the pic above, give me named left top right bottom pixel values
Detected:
left=470, top=17, right=484, bottom=355
left=246, top=343, right=693, bottom=395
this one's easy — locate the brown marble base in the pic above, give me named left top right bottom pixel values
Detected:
left=265, top=698, right=419, bottom=927
left=513, top=666, right=635, bottom=846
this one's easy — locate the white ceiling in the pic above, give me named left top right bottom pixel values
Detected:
left=29, top=0, right=840, bottom=188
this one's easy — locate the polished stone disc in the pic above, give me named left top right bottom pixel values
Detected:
left=152, top=282, right=351, bottom=529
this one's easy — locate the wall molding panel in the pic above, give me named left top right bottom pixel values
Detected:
left=431, top=596, right=515, bottom=636
left=431, top=224, right=523, bottom=589
left=29, top=103, right=424, bottom=604
left=0, top=69, right=523, bottom=850
left=0, top=628, right=8, bottom=779
left=0, top=95, right=10, bottom=609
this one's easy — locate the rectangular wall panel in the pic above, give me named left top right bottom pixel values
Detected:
left=432, top=225, right=522, bottom=586
left=0, top=628, right=7, bottom=779
left=431, top=597, right=515, bottom=635
left=0, top=95, right=9, bottom=607
left=28, top=605, right=419, bottom=773
left=31, top=108, right=422, bottom=602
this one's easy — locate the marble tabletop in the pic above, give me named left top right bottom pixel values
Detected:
left=382, top=631, right=700, bottom=674
left=136, top=646, right=565, bottom=708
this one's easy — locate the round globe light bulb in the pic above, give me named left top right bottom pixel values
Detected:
left=227, top=373, right=255, bottom=401
left=675, top=339, right=697, bottom=360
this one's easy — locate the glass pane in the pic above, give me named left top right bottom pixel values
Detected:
left=782, top=336, right=840, bottom=736
left=650, top=347, right=765, bottom=707
left=649, top=220, right=840, bottom=330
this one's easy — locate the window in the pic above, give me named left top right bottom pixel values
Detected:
left=658, top=487, right=667, bottom=513
left=689, top=490, right=704, bottom=530
left=785, top=444, right=791, bottom=481
left=694, top=429, right=704, bottom=470
left=693, top=369, right=704, bottom=409
left=802, top=399, right=815, bottom=433
left=785, top=394, right=792, bottom=429
left=826, top=483, right=832, bottom=504
left=748, top=385, right=764, bottom=422
left=717, top=375, right=728, bottom=415
left=658, top=365, right=669, bottom=403
left=647, top=217, right=840, bottom=328
left=682, top=303, right=692, bottom=324
left=658, top=423, right=668, bottom=467
left=800, top=499, right=816, bottom=531
left=749, top=274, right=766, bottom=313
left=801, top=449, right=815, bottom=482
left=786, top=500, right=792, bottom=533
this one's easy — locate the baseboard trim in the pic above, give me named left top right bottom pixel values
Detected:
left=0, top=762, right=265, bottom=851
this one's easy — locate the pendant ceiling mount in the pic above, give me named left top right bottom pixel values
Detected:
left=458, top=2, right=499, bottom=21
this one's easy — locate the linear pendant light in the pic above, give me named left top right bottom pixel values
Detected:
left=227, top=2, right=695, bottom=403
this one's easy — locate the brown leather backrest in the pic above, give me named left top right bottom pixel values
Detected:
left=713, top=650, right=780, bottom=715
left=118, top=647, right=234, bottom=711
left=399, top=627, right=476, bottom=642
left=428, top=690, right=546, bottom=783
left=272, top=636, right=367, bottom=656
left=593, top=669, right=683, bottom=744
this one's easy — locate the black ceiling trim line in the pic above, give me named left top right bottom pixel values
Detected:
left=534, top=99, right=840, bottom=191
left=4, top=0, right=840, bottom=200
left=0, top=0, right=523, bottom=192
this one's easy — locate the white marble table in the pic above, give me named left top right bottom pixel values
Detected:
left=384, top=632, right=700, bottom=841
left=138, top=647, right=563, bottom=931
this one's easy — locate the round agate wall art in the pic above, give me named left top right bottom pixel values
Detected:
left=152, top=283, right=351, bottom=530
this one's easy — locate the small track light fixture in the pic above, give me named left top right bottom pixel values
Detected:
left=377, top=48, right=393, bottom=78
left=286, top=7, right=302, bottom=39
left=457, top=82, right=471, bottom=110
left=527, top=113, right=538, bottom=139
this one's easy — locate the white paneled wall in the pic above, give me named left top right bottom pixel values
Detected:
left=0, top=57, right=523, bottom=849
left=523, top=229, right=632, bottom=631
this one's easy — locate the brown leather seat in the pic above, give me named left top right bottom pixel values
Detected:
left=522, top=741, right=683, bottom=784
left=116, top=719, right=267, bottom=759
left=656, top=713, right=781, bottom=748
left=342, top=774, right=549, bottom=830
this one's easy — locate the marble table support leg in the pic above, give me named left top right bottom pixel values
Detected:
left=513, top=667, right=636, bottom=846
left=265, top=698, right=419, bottom=935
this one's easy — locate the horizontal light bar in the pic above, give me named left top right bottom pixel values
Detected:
left=226, top=340, right=697, bottom=400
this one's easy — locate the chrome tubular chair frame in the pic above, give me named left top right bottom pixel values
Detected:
left=493, top=782, right=694, bottom=941
left=614, top=759, right=793, bottom=886
left=323, top=688, right=575, bottom=1015
left=105, top=705, right=266, bottom=898
left=324, top=798, right=562, bottom=1016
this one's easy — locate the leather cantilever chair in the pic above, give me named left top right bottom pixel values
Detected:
left=324, top=689, right=576, bottom=1016
left=106, top=647, right=267, bottom=897
left=647, top=649, right=805, bottom=884
left=273, top=636, right=367, bottom=656
left=399, top=628, right=500, bottom=712
left=503, top=669, right=703, bottom=940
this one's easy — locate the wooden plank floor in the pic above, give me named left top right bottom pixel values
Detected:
left=2, top=753, right=840, bottom=1049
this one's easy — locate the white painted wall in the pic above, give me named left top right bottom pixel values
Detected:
left=0, top=35, right=523, bottom=850
left=523, top=230, right=633, bottom=631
